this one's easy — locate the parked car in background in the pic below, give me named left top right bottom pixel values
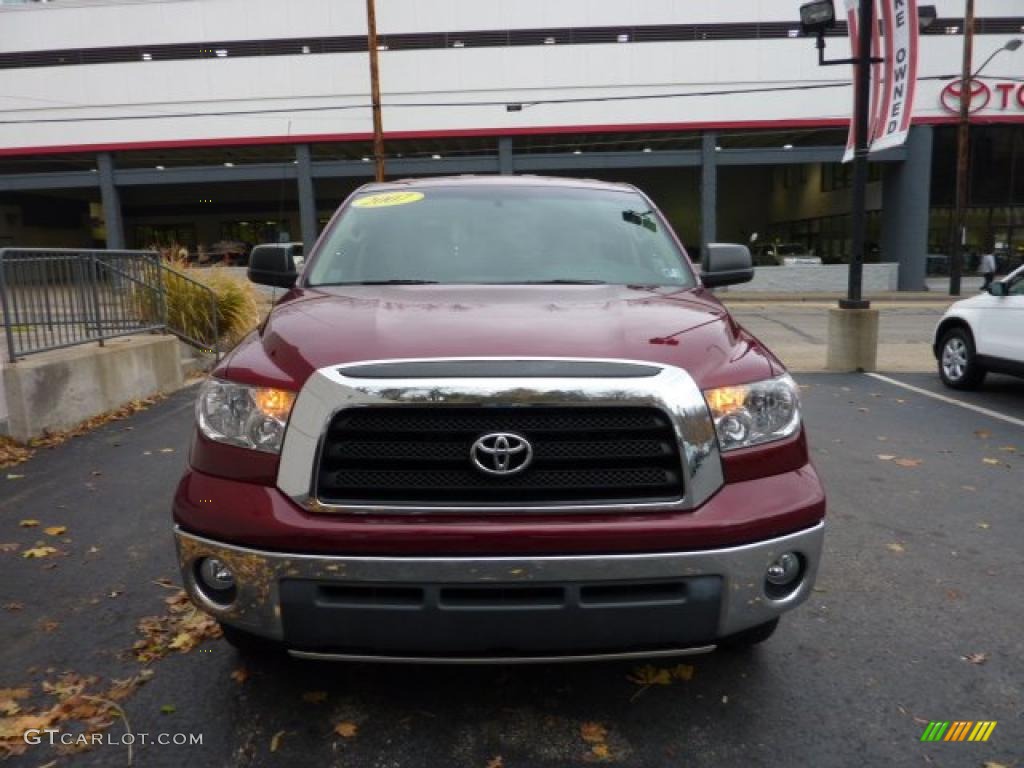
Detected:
left=752, top=243, right=822, bottom=267
left=933, top=264, right=1024, bottom=389
left=172, top=176, right=825, bottom=663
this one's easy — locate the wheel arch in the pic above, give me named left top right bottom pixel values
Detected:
left=934, top=316, right=975, bottom=359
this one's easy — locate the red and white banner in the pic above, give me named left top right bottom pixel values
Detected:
left=871, top=0, right=919, bottom=153
left=842, top=0, right=881, bottom=163
left=842, top=0, right=919, bottom=162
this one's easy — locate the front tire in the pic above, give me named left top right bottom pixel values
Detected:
left=939, top=327, right=986, bottom=390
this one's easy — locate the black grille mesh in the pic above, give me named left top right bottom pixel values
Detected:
left=316, top=406, right=684, bottom=506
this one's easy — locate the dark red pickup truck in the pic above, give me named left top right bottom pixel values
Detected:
left=173, top=176, right=825, bottom=663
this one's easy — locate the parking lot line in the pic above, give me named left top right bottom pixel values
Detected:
left=866, top=372, right=1024, bottom=429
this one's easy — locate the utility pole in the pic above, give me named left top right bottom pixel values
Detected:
left=365, top=0, right=386, bottom=182
left=842, top=0, right=874, bottom=309
left=949, top=0, right=974, bottom=296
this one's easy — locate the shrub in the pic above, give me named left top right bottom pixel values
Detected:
left=141, top=259, right=260, bottom=350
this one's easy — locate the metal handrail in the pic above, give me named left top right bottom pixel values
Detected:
left=0, top=248, right=221, bottom=362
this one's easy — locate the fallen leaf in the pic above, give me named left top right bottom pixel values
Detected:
left=0, top=543, right=19, bottom=553
left=270, top=730, right=286, bottom=753
left=999, top=445, right=1017, bottom=453
left=893, top=458, right=922, bottom=468
left=485, top=758, right=504, bottom=768
left=974, top=429, right=991, bottom=439
left=22, top=546, right=58, bottom=559
left=877, top=454, right=896, bottom=461
left=982, top=458, right=1002, bottom=465
left=3, top=602, right=23, bottom=611
left=591, top=743, right=611, bottom=760
left=580, top=722, right=608, bottom=744
left=18, top=520, right=39, bottom=528
left=945, top=589, right=962, bottom=601
left=160, top=704, right=176, bottom=715
left=333, top=721, right=358, bottom=738
left=983, top=762, right=1009, bottom=768
left=167, top=631, right=196, bottom=652
left=6, top=474, right=24, bottom=480
left=962, top=652, right=988, bottom=665
left=886, top=543, right=905, bottom=554
left=670, top=664, right=695, bottom=681
left=230, top=667, right=249, bottom=685
left=977, top=522, right=991, bottom=530
left=43, top=526, right=66, bottom=537
left=961, top=485, right=976, bottom=492
left=38, top=621, right=59, bottom=633
left=627, top=665, right=673, bottom=687
left=302, top=691, right=328, bottom=704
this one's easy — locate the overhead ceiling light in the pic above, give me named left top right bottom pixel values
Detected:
left=223, top=162, right=234, bottom=167
left=783, top=144, right=794, bottom=150
left=573, top=150, right=583, bottom=155
left=301, top=45, right=311, bottom=54
left=361, top=156, right=370, bottom=162
left=715, top=146, right=722, bottom=151
left=787, top=29, right=800, bottom=38
left=377, top=44, right=389, bottom=51
left=945, top=25, right=959, bottom=34
left=155, top=165, right=165, bottom=170
left=215, top=49, right=228, bottom=57
left=617, top=33, right=630, bottom=43
left=431, top=154, right=443, bottom=160
left=642, top=147, right=652, bottom=153
left=142, top=52, right=153, bottom=61
left=452, top=40, right=465, bottom=48
left=544, top=37, right=556, bottom=45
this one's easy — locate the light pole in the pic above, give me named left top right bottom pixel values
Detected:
left=799, top=0, right=880, bottom=309
left=365, top=0, right=386, bottom=182
left=948, top=29, right=1022, bottom=295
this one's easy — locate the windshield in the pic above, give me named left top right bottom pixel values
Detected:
left=306, top=186, right=694, bottom=287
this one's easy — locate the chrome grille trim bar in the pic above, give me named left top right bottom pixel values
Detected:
left=276, top=357, right=723, bottom=515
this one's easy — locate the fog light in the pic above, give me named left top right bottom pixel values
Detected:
left=198, top=557, right=235, bottom=591
left=766, top=552, right=802, bottom=588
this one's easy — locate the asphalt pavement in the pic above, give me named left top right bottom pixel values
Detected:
left=1, top=373, right=1021, bottom=768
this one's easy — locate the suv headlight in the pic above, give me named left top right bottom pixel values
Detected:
left=703, top=374, right=801, bottom=451
left=196, top=379, right=296, bottom=454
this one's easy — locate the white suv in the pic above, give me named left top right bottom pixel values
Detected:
left=933, top=265, right=1024, bottom=389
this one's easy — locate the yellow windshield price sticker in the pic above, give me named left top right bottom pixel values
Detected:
left=352, top=191, right=425, bottom=208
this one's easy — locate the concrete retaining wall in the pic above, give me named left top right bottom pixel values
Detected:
left=729, top=264, right=899, bottom=293
left=1, top=335, right=183, bottom=441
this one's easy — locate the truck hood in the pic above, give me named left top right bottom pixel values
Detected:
left=224, top=285, right=782, bottom=391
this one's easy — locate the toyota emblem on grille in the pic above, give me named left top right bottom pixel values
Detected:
left=471, top=432, right=533, bottom=476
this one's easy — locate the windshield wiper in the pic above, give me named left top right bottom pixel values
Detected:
left=332, top=279, right=440, bottom=285
left=515, top=279, right=608, bottom=285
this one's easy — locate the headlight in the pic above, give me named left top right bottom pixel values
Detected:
left=196, top=379, right=296, bottom=454
left=703, top=374, right=801, bottom=451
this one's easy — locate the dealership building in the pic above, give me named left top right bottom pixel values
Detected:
left=0, top=0, right=1022, bottom=289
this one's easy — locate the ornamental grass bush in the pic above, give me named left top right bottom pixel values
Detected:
left=140, top=249, right=260, bottom=350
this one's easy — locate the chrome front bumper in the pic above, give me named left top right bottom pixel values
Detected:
left=175, top=522, right=824, bottom=662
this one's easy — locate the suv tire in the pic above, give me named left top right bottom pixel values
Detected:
left=939, top=327, right=987, bottom=390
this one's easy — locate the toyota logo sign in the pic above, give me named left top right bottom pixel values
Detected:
left=940, top=79, right=991, bottom=114
left=471, top=432, right=533, bottom=476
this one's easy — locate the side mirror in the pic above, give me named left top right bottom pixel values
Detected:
left=248, top=245, right=298, bottom=288
left=701, top=243, right=754, bottom=288
left=987, top=281, right=1008, bottom=297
